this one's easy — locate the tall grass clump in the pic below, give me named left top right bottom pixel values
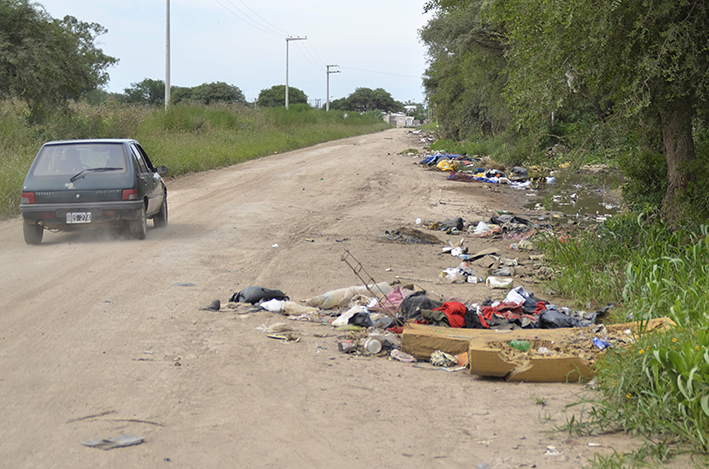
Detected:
left=0, top=100, right=38, bottom=217
left=0, top=100, right=390, bottom=219
left=539, top=215, right=709, bottom=462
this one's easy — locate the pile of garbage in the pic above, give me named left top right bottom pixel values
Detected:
left=416, top=151, right=545, bottom=188
left=211, top=277, right=615, bottom=370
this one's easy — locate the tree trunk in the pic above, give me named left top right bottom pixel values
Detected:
left=659, top=99, right=696, bottom=224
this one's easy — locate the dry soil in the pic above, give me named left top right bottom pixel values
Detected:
left=0, top=128, right=681, bottom=468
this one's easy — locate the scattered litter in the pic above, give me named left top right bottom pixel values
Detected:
left=544, top=446, right=562, bottom=456
left=390, top=349, right=416, bottom=362
left=338, top=340, right=357, bottom=353
left=200, top=300, right=221, bottom=311
left=430, top=350, right=458, bottom=367
left=266, top=332, right=300, bottom=342
left=305, top=282, right=392, bottom=309
left=81, top=435, right=144, bottom=450
left=440, top=366, right=468, bottom=373
left=486, top=276, right=514, bottom=289
left=255, top=323, right=292, bottom=333
left=230, top=286, right=289, bottom=305
left=260, top=299, right=286, bottom=313
left=592, top=337, right=611, bottom=350
left=380, top=227, right=441, bottom=244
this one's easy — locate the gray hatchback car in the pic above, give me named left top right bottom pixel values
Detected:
left=20, top=139, right=168, bottom=244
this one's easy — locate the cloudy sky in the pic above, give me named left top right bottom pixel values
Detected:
left=36, top=0, right=431, bottom=105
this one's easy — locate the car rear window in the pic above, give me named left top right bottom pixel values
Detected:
left=32, top=143, right=128, bottom=176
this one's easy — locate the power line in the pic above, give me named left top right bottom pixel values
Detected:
left=293, top=41, right=324, bottom=71
left=339, top=66, right=423, bottom=80
left=231, top=0, right=291, bottom=36
left=213, top=0, right=284, bottom=36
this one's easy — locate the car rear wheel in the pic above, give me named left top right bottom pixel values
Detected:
left=23, top=222, right=44, bottom=245
left=129, top=204, right=147, bottom=240
left=153, top=193, right=168, bottom=228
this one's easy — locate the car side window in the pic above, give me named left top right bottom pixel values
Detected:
left=135, top=144, right=156, bottom=172
left=130, top=144, right=149, bottom=174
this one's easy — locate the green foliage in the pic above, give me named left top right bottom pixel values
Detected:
left=420, top=0, right=510, bottom=140
left=330, top=88, right=403, bottom=113
left=537, top=216, right=709, bottom=459
left=123, top=78, right=165, bottom=106
left=0, top=100, right=388, bottom=218
left=257, top=85, right=308, bottom=108
left=191, top=82, right=246, bottom=105
left=0, top=0, right=117, bottom=122
left=489, top=0, right=709, bottom=221
left=430, top=132, right=535, bottom=167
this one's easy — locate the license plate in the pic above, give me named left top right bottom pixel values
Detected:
left=66, top=212, right=92, bottom=224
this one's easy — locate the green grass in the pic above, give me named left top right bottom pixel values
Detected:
left=0, top=100, right=390, bottom=219
left=536, top=212, right=709, bottom=464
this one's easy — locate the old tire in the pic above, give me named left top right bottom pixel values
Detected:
left=23, top=223, right=44, bottom=245
left=129, top=204, right=147, bottom=240
left=153, top=194, right=168, bottom=228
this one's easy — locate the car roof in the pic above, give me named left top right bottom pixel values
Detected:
left=42, top=139, right=138, bottom=146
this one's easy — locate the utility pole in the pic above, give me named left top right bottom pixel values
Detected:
left=165, top=0, right=170, bottom=110
left=285, top=36, right=306, bottom=110
left=326, top=65, right=340, bottom=112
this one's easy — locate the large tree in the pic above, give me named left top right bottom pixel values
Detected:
left=123, top=78, right=165, bottom=106
left=191, top=82, right=245, bottom=105
left=0, top=0, right=117, bottom=121
left=257, top=85, right=307, bottom=108
left=490, top=0, right=709, bottom=222
left=335, top=88, right=403, bottom=113
left=420, top=0, right=510, bottom=139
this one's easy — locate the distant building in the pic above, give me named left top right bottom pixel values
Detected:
left=404, top=105, right=417, bottom=114
left=383, top=112, right=417, bottom=128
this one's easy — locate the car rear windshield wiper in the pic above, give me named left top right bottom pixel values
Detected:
left=70, top=167, right=123, bottom=182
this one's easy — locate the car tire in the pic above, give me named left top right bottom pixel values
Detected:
left=23, top=222, right=44, bottom=245
left=129, top=204, right=147, bottom=240
left=153, top=193, right=168, bottom=228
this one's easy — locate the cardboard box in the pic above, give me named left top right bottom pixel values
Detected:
left=400, top=317, right=674, bottom=382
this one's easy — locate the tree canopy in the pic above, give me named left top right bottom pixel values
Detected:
left=419, top=0, right=509, bottom=139
left=190, top=82, right=246, bottom=105
left=257, top=85, right=308, bottom=108
left=123, top=78, right=165, bottom=106
left=489, top=0, right=709, bottom=221
left=330, top=88, right=403, bottom=113
left=0, top=0, right=117, bottom=121
left=422, top=0, right=709, bottom=222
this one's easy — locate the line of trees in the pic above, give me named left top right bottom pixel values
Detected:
left=0, top=0, right=117, bottom=122
left=0, top=1, right=416, bottom=123
left=421, top=0, right=709, bottom=223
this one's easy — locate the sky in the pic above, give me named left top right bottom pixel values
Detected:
left=36, top=0, right=432, bottom=105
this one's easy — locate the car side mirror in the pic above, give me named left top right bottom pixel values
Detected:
left=156, top=165, right=168, bottom=175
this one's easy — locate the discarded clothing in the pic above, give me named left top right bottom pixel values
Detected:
left=229, top=286, right=289, bottom=304
left=397, top=291, right=443, bottom=322
left=432, top=302, right=467, bottom=328
left=305, top=282, right=392, bottom=309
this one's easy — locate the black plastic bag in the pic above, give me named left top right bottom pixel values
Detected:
left=229, top=286, right=289, bottom=304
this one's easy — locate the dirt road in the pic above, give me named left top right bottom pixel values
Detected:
left=0, top=128, right=651, bottom=468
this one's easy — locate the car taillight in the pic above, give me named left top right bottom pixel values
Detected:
left=21, top=192, right=35, bottom=204
left=122, top=189, right=138, bottom=200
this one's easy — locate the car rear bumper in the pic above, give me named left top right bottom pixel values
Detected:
left=20, top=200, right=144, bottom=229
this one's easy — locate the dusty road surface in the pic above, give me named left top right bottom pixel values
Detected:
left=0, top=128, right=668, bottom=468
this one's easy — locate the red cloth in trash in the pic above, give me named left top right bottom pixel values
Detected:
left=479, top=300, right=547, bottom=327
left=433, top=301, right=467, bottom=328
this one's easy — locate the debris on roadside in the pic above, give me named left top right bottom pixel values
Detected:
left=81, top=435, right=145, bottom=450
